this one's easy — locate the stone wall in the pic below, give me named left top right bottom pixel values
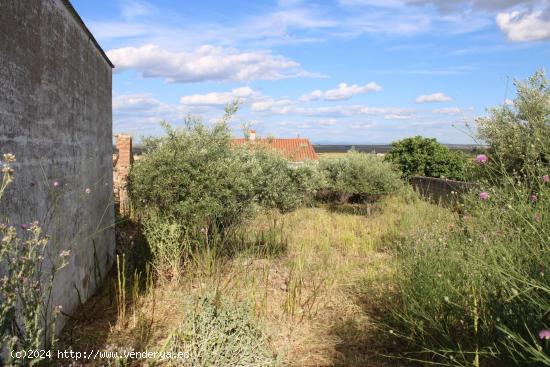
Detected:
left=0, top=0, right=115, bottom=330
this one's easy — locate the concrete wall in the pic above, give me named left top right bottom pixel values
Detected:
left=0, top=0, right=114, bottom=330
left=411, top=176, right=475, bottom=205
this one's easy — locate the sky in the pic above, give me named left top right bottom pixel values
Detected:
left=72, top=0, right=550, bottom=144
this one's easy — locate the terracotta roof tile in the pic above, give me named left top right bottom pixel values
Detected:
left=233, top=138, right=318, bottom=161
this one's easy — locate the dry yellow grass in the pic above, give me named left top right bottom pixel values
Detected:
left=59, top=192, right=453, bottom=366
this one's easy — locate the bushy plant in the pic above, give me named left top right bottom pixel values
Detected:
left=169, top=293, right=277, bottom=367
left=383, top=72, right=550, bottom=366
left=129, top=106, right=323, bottom=272
left=319, top=151, right=402, bottom=202
left=386, top=136, right=468, bottom=180
left=386, top=184, right=549, bottom=366
left=140, top=213, right=187, bottom=279
left=128, top=107, right=257, bottom=250
left=243, top=146, right=321, bottom=213
left=0, top=154, right=68, bottom=365
left=476, top=70, right=550, bottom=187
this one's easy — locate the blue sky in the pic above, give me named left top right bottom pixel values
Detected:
left=72, top=0, right=550, bottom=144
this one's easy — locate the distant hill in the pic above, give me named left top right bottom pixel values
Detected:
left=122, top=143, right=485, bottom=156
left=313, top=144, right=484, bottom=154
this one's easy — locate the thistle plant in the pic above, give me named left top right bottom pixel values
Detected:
left=0, top=154, right=68, bottom=365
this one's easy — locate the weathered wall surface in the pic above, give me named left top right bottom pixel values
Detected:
left=0, top=0, right=114, bottom=329
left=411, top=176, right=475, bottom=205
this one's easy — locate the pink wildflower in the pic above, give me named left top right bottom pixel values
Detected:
left=479, top=192, right=489, bottom=201
left=85, top=188, right=91, bottom=194
left=475, top=154, right=488, bottom=164
left=531, top=193, right=538, bottom=203
left=53, top=181, right=60, bottom=187
left=543, top=175, right=550, bottom=183
left=20, top=223, right=30, bottom=230
left=539, top=329, right=550, bottom=340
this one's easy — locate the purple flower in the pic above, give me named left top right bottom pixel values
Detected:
left=475, top=154, right=488, bottom=164
left=479, top=192, right=490, bottom=201
left=543, top=175, right=550, bottom=183
left=531, top=193, right=538, bottom=203
left=20, top=223, right=30, bottom=230
left=53, top=181, right=60, bottom=187
left=539, top=329, right=550, bottom=340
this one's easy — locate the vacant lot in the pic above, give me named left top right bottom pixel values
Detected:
left=59, top=194, right=451, bottom=366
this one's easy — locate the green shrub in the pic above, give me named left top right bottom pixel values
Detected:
left=140, top=212, right=188, bottom=278
left=476, top=70, right=550, bottom=187
left=319, top=151, right=401, bottom=202
left=385, top=136, right=468, bottom=180
left=169, top=293, right=278, bottom=367
left=383, top=72, right=550, bottom=366
left=129, top=107, right=323, bottom=271
left=244, top=146, right=321, bottom=212
left=128, top=108, right=257, bottom=244
left=386, top=185, right=549, bottom=366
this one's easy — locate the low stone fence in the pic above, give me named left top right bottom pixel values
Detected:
left=411, top=176, right=475, bottom=204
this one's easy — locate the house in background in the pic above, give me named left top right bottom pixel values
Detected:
left=233, top=131, right=319, bottom=163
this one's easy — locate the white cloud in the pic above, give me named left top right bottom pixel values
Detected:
left=180, top=87, right=256, bottom=106
left=107, top=44, right=319, bottom=83
left=319, top=118, right=338, bottom=125
left=384, top=113, right=413, bottom=120
left=250, top=98, right=296, bottom=114
left=120, top=0, right=156, bottom=19
left=496, top=9, right=550, bottom=41
left=113, top=94, right=171, bottom=112
left=432, top=107, right=462, bottom=115
left=300, top=82, right=382, bottom=101
left=415, top=92, right=453, bottom=103
left=350, top=122, right=375, bottom=129
left=251, top=99, right=412, bottom=118
left=113, top=94, right=188, bottom=135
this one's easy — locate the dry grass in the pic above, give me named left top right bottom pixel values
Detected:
left=58, top=192, right=453, bottom=366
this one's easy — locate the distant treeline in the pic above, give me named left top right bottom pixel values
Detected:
left=120, top=143, right=485, bottom=156
left=313, top=144, right=484, bottom=154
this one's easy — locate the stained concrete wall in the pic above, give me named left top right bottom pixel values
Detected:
left=0, top=0, right=115, bottom=330
left=411, top=176, right=475, bottom=205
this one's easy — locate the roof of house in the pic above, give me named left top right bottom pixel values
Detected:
left=233, top=138, right=319, bottom=161
left=61, top=0, right=114, bottom=68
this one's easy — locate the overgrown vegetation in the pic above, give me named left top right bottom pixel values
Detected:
left=0, top=154, right=67, bottom=366
left=128, top=107, right=387, bottom=276
left=476, top=70, right=550, bottom=187
left=319, top=150, right=402, bottom=203
left=169, top=293, right=277, bottom=366
left=56, top=72, right=549, bottom=367
left=59, top=191, right=446, bottom=367
left=386, top=135, right=469, bottom=180
left=383, top=71, right=550, bottom=366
